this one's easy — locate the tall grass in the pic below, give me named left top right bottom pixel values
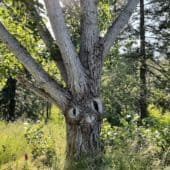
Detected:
left=0, top=105, right=169, bottom=169
left=0, top=121, right=29, bottom=167
left=0, top=106, right=66, bottom=169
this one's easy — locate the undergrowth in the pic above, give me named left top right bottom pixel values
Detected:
left=0, top=105, right=169, bottom=170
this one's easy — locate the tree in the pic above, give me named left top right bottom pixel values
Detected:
left=114, top=0, right=170, bottom=120
left=139, top=0, right=147, bottom=119
left=0, top=0, right=139, bottom=162
left=0, top=76, right=16, bottom=121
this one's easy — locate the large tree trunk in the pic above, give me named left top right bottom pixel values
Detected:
left=64, top=99, right=103, bottom=169
left=66, top=118, right=101, bottom=159
left=62, top=98, right=103, bottom=169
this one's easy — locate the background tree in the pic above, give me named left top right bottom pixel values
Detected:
left=0, top=76, right=16, bottom=121
left=139, top=0, right=147, bottom=119
left=102, top=0, right=169, bottom=126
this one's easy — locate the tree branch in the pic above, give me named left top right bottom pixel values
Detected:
left=102, top=0, right=139, bottom=56
left=0, top=21, right=70, bottom=110
left=25, top=2, right=68, bottom=83
left=80, top=0, right=99, bottom=70
left=44, top=0, right=87, bottom=94
left=17, top=76, right=58, bottom=105
left=3, top=0, right=68, bottom=83
left=36, top=23, right=68, bottom=83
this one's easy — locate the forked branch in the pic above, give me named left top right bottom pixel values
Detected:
left=0, top=22, right=70, bottom=110
left=44, top=0, right=87, bottom=94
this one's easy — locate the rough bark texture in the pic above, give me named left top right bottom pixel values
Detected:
left=66, top=115, right=101, bottom=158
left=64, top=98, right=103, bottom=169
left=0, top=0, right=140, bottom=163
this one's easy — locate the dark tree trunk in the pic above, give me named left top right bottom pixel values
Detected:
left=139, top=0, right=147, bottom=119
left=45, top=101, right=51, bottom=123
left=0, top=76, right=16, bottom=121
left=7, top=77, right=17, bottom=121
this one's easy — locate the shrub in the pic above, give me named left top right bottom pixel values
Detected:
left=101, top=114, right=170, bottom=170
left=24, top=121, right=57, bottom=168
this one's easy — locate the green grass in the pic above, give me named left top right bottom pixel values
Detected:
left=0, top=106, right=66, bottom=169
left=0, top=120, right=29, bottom=166
left=0, top=106, right=169, bottom=170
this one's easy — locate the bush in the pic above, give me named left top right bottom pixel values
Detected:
left=101, top=114, right=170, bottom=170
left=24, top=121, right=57, bottom=168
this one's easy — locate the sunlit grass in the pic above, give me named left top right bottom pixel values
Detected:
left=0, top=105, right=169, bottom=169
left=0, top=120, right=29, bottom=166
left=0, top=106, right=66, bottom=169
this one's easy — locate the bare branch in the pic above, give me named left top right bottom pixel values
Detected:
left=36, top=21, right=68, bottom=83
left=44, top=0, right=87, bottom=94
left=0, top=21, right=70, bottom=110
left=102, top=0, right=139, bottom=56
left=17, top=76, right=58, bottom=105
left=3, top=0, right=68, bottom=83
left=80, top=0, right=99, bottom=69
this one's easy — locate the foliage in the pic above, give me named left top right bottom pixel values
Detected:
left=0, top=121, right=29, bottom=167
left=24, top=121, right=57, bottom=168
left=0, top=107, right=169, bottom=169
left=102, top=45, right=140, bottom=125
left=0, top=107, right=66, bottom=169
left=101, top=114, right=170, bottom=170
left=148, top=104, right=170, bottom=125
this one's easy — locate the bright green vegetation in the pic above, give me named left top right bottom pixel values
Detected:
left=0, top=106, right=169, bottom=170
left=0, top=106, right=66, bottom=170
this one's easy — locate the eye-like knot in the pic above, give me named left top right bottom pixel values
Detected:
left=91, top=98, right=103, bottom=114
left=68, top=107, right=79, bottom=119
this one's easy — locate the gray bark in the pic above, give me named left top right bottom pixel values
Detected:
left=80, top=0, right=99, bottom=70
left=64, top=98, right=103, bottom=168
left=102, top=0, right=140, bottom=56
left=80, top=0, right=103, bottom=96
left=44, top=0, right=87, bottom=95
